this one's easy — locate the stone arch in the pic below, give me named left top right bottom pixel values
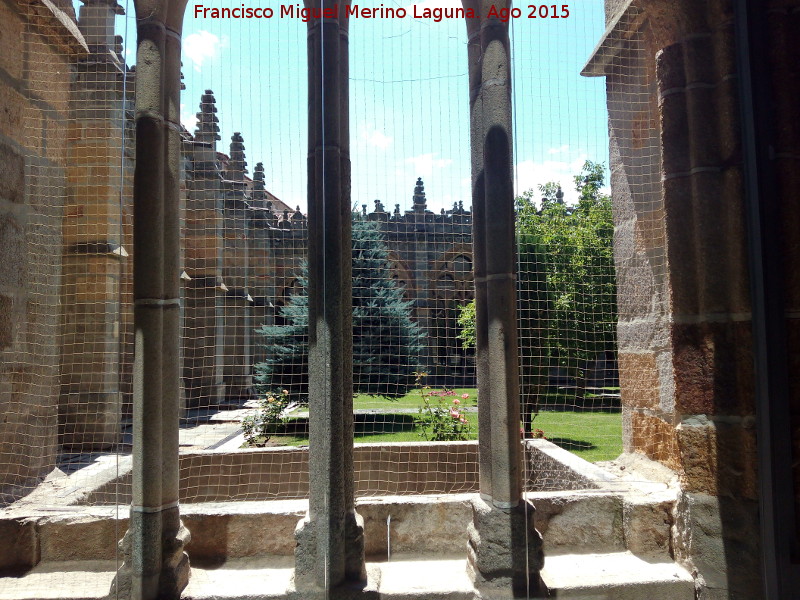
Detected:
left=386, top=251, right=415, bottom=301
left=431, top=243, right=475, bottom=304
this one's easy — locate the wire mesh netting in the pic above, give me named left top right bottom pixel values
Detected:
left=0, top=0, right=135, bottom=511
left=0, top=0, right=673, bottom=596
left=0, top=0, right=646, bottom=505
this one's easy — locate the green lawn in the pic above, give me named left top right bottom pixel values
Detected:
left=352, top=388, right=478, bottom=410
left=252, top=388, right=623, bottom=462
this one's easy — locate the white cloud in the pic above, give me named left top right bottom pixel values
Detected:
left=406, top=153, right=453, bottom=177
left=359, top=127, right=393, bottom=149
left=183, top=31, right=225, bottom=72
left=514, top=153, right=588, bottom=205
left=547, top=144, right=570, bottom=155
left=180, top=103, right=198, bottom=134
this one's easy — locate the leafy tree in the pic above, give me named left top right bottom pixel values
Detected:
left=456, top=299, right=476, bottom=350
left=255, top=214, right=425, bottom=399
left=460, top=160, right=617, bottom=428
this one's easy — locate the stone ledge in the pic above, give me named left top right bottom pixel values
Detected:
left=0, top=553, right=697, bottom=600
left=541, top=551, right=694, bottom=600
left=184, top=555, right=476, bottom=600
left=0, top=560, right=115, bottom=600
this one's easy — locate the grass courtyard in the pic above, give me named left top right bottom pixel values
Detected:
left=252, top=388, right=623, bottom=463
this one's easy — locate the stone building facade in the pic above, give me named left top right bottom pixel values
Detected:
left=180, top=92, right=477, bottom=407
left=0, top=0, right=103, bottom=500
left=0, top=0, right=477, bottom=501
left=4, top=0, right=800, bottom=597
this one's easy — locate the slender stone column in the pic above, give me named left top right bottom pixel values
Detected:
left=294, top=0, right=365, bottom=594
left=158, top=18, right=192, bottom=595
left=112, top=1, right=191, bottom=597
left=463, top=1, right=546, bottom=596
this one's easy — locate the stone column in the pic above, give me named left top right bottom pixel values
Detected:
left=112, top=0, right=191, bottom=597
left=463, top=1, right=546, bottom=596
left=294, top=0, right=366, bottom=593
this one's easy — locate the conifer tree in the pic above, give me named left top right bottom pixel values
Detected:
left=255, top=214, right=424, bottom=399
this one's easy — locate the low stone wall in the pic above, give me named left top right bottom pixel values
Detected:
left=526, top=439, right=617, bottom=491
left=80, top=440, right=606, bottom=505
left=83, top=442, right=482, bottom=504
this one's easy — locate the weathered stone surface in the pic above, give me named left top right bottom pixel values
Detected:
left=671, top=321, right=754, bottom=417
left=675, top=416, right=758, bottom=500
left=0, top=212, right=26, bottom=289
left=0, top=143, right=24, bottom=204
left=630, top=412, right=681, bottom=470
left=533, top=493, right=624, bottom=555
left=359, top=495, right=472, bottom=558
left=0, top=3, right=24, bottom=80
left=623, top=492, right=674, bottom=557
left=183, top=507, right=303, bottom=561
left=294, top=512, right=367, bottom=592
left=673, top=492, right=762, bottom=598
left=542, top=551, right=694, bottom=600
left=467, top=497, right=546, bottom=597
left=0, top=519, right=38, bottom=573
left=38, top=514, right=125, bottom=561
left=618, top=352, right=660, bottom=410
left=0, top=294, right=12, bottom=349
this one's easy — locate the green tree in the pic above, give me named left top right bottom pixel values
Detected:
left=460, top=160, right=617, bottom=427
left=518, top=160, right=616, bottom=377
left=255, top=214, right=425, bottom=399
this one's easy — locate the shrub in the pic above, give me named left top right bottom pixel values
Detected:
left=414, top=372, right=472, bottom=441
left=242, top=389, right=292, bottom=445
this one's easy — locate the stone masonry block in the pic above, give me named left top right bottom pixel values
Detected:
left=623, top=492, right=675, bottom=558
left=0, top=294, right=12, bottom=349
left=655, top=43, right=686, bottom=92
left=0, top=83, right=26, bottom=145
left=682, top=34, right=715, bottom=85
left=533, top=493, right=624, bottom=556
left=0, top=2, right=24, bottom=80
left=715, top=78, right=741, bottom=165
left=183, top=508, right=303, bottom=562
left=359, top=496, right=472, bottom=557
left=671, top=321, right=754, bottom=416
left=0, top=518, right=38, bottom=573
left=684, top=86, right=719, bottom=168
left=38, top=513, right=126, bottom=562
left=659, top=93, right=691, bottom=177
left=0, top=142, right=24, bottom=204
left=0, top=212, right=26, bottom=288
left=25, top=37, right=69, bottom=117
left=630, top=412, right=681, bottom=470
left=619, top=352, right=660, bottom=410
left=673, top=491, right=762, bottom=597
left=676, top=416, right=758, bottom=500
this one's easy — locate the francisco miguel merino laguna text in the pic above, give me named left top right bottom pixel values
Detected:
left=193, top=3, right=571, bottom=22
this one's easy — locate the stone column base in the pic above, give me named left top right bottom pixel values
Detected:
left=294, top=509, right=366, bottom=593
left=467, top=497, right=547, bottom=598
left=110, top=513, right=191, bottom=599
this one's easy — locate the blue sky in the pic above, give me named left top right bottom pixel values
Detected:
left=110, top=0, right=608, bottom=212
